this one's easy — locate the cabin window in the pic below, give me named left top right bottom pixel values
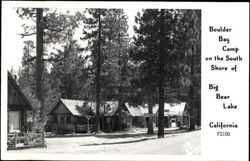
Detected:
left=8, top=111, right=21, bottom=132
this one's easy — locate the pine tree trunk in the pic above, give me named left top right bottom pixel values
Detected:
left=95, top=9, right=101, bottom=133
left=118, top=68, right=126, bottom=131
left=189, top=52, right=195, bottom=131
left=36, top=8, right=45, bottom=122
left=118, top=94, right=122, bottom=131
left=27, top=45, right=30, bottom=80
left=147, top=90, right=154, bottom=134
left=118, top=68, right=123, bottom=131
left=158, top=9, right=165, bottom=138
left=117, top=34, right=125, bottom=132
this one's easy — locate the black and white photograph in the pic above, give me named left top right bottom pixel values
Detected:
left=4, top=5, right=201, bottom=155
left=1, top=2, right=249, bottom=161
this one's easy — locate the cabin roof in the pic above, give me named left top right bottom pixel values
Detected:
left=139, top=102, right=188, bottom=116
left=50, top=99, right=119, bottom=117
left=155, top=102, right=187, bottom=116
left=103, top=102, right=145, bottom=117
left=125, top=103, right=144, bottom=116
left=139, top=105, right=159, bottom=115
left=8, top=72, right=34, bottom=111
left=59, top=99, right=93, bottom=116
left=51, top=99, right=155, bottom=117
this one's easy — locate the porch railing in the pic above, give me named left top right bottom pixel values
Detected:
left=76, top=124, right=95, bottom=133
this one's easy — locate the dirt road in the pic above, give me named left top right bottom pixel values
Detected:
left=8, top=129, right=200, bottom=155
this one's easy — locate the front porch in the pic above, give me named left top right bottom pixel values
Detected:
left=50, top=123, right=95, bottom=133
left=50, top=115, right=96, bottom=133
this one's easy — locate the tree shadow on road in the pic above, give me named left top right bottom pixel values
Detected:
left=79, top=129, right=200, bottom=146
left=80, top=138, right=152, bottom=146
left=46, top=128, right=199, bottom=139
left=45, top=133, right=94, bottom=138
left=93, top=128, right=191, bottom=139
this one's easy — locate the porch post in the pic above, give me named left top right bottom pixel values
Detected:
left=188, top=115, right=190, bottom=128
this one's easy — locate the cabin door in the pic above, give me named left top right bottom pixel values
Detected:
left=8, top=111, right=21, bottom=132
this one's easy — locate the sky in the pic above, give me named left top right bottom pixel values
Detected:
left=3, top=7, right=140, bottom=72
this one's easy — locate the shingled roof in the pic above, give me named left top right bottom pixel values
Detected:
left=125, top=103, right=144, bottom=117
left=139, top=105, right=159, bottom=114
left=50, top=99, right=120, bottom=117
left=155, top=102, right=188, bottom=116
left=138, top=102, right=188, bottom=117
left=8, top=72, right=34, bottom=111
left=51, top=99, right=151, bottom=117
left=59, top=99, right=94, bottom=116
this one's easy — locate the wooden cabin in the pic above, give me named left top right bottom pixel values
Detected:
left=49, top=99, right=149, bottom=133
left=124, top=103, right=146, bottom=128
left=155, top=102, right=190, bottom=128
left=7, top=73, right=47, bottom=150
left=99, top=101, right=132, bottom=132
left=8, top=73, right=34, bottom=133
left=140, top=105, right=158, bottom=129
left=49, top=99, right=96, bottom=133
left=102, top=102, right=147, bottom=131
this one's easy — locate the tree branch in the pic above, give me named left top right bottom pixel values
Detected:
left=22, top=56, right=36, bottom=64
left=43, top=57, right=62, bottom=63
left=45, top=23, right=72, bottom=33
left=17, top=32, right=36, bottom=38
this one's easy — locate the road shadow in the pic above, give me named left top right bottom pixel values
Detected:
left=79, top=129, right=200, bottom=147
left=45, top=133, right=94, bottom=138
left=80, top=138, right=153, bottom=146
left=46, top=128, right=199, bottom=139
left=93, top=129, right=190, bottom=139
